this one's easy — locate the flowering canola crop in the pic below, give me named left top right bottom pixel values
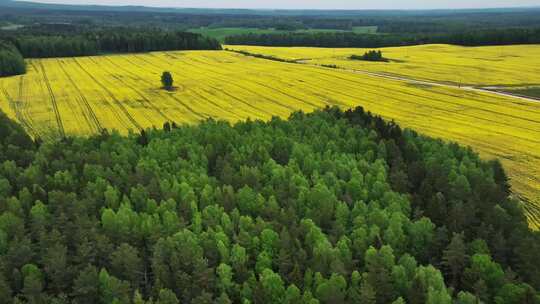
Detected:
left=228, top=44, right=540, bottom=86
left=0, top=48, right=539, bottom=228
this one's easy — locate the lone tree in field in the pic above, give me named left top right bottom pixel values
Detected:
left=161, top=71, right=174, bottom=90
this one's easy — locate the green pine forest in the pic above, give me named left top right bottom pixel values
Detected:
left=0, top=29, right=222, bottom=77
left=0, top=106, right=539, bottom=303
left=0, top=41, right=25, bottom=77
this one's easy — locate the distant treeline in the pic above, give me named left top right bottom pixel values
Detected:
left=225, top=27, right=540, bottom=47
left=0, top=41, right=25, bottom=77
left=3, top=1, right=540, bottom=34
left=0, top=28, right=222, bottom=76
left=2, top=29, right=222, bottom=58
left=225, top=32, right=417, bottom=47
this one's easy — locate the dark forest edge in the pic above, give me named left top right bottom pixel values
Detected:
left=0, top=28, right=222, bottom=77
left=0, top=41, right=25, bottom=77
left=224, top=27, right=540, bottom=48
left=0, top=106, right=539, bottom=303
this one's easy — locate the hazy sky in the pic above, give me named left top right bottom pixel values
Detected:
left=24, top=0, right=540, bottom=10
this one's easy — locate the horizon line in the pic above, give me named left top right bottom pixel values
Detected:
left=11, top=0, right=540, bottom=11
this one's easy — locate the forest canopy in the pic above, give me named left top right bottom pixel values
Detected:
left=0, top=41, right=25, bottom=77
left=0, top=28, right=222, bottom=59
left=0, top=28, right=221, bottom=77
left=224, top=28, right=540, bottom=48
left=0, top=106, right=539, bottom=303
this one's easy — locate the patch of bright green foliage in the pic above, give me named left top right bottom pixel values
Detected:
left=0, top=106, right=538, bottom=303
left=505, top=87, right=540, bottom=99
left=188, top=26, right=378, bottom=42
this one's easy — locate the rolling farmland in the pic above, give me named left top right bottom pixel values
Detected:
left=0, top=48, right=539, bottom=228
left=228, top=44, right=540, bottom=87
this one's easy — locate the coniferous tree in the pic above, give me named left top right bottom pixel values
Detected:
left=0, top=42, right=26, bottom=77
left=442, top=233, right=468, bottom=289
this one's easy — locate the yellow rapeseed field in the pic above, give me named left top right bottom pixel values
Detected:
left=0, top=49, right=539, bottom=228
left=228, top=44, right=540, bottom=86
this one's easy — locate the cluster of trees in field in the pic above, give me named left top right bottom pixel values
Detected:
left=2, top=28, right=222, bottom=58
left=350, top=50, right=387, bottom=62
left=0, top=106, right=539, bottom=303
left=224, top=27, right=540, bottom=47
left=0, top=41, right=25, bottom=77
